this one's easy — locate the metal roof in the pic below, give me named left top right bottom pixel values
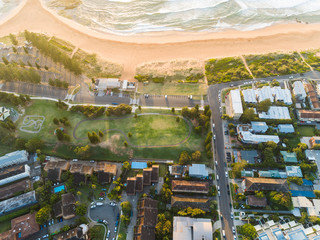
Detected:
left=0, top=150, right=28, bottom=169
left=259, top=106, right=291, bottom=120
left=189, top=164, right=208, bottom=178
left=230, top=89, right=243, bottom=115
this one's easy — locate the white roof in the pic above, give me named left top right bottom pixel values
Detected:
left=292, top=196, right=313, bottom=208
left=173, top=217, right=212, bottom=240
left=189, top=164, right=208, bottom=178
left=251, top=121, right=268, bottom=132
left=0, top=191, right=36, bottom=215
left=0, top=150, right=28, bottom=169
left=239, top=131, right=280, bottom=144
left=0, top=106, right=10, bottom=121
left=286, top=166, right=303, bottom=177
left=97, top=78, right=120, bottom=89
left=280, top=223, right=290, bottom=230
left=293, top=81, right=307, bottom=98
left=242, top=87, right=292, bottom=104
left=288, top=221, right=298, bottom=228
left=259, top=106, right=291, bottom=120
left=230, top=89, right=243, bottom=115
left=0, top=165, right=30, bottom=186
left=258, top=86, right=274, bottom=102
left=304, top=227, right=314, bottom=235
left=266, top=220, right=276, bottom=227
left=243, top=89, right=257, bottom=103
left=278, top=124, right=295, bottom=133
left=254, top=225, right=262, bottom=231
left=313, top=199, right=320, bottom=215
left=305, top=150, right=320, bottom=161
left=122, top=80, right=128, bottom=89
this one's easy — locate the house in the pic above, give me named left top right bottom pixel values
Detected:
left=44, top=160, right=70, bottom=182
left=0, top=150, right=28, bottom=169
left=136, top=174, right=144, bottom=192
left=241, top=170, right=254, bottom=178
left=134, top=197, right=158, bottom=240
left=278, top=124, right=295, bottom=133
left=305, top=150, right=320, bottom=162
left=0, top=107, right=11, bottom=121
left=310, top=136, right=320, bottom=148
left=61, top=193, right=76, bottom=220
left=126, top=177, right=136, bottom=196
left=228, top=89, right=243, bottom=119
left=173, top=216, right=213, bottom=240
left=242, top=89, right=257, bottom=103
left=172, top=180, right=209, bottom=194
left=151, top=165, right=159, bottom=183
left=286, top=166, right=303, bottom=178
left=94, top=162, right=117, bottom=185
left=171, top=196, right=209, bottom=211
left=287, top=229, right=308, bottom=240
left=259, top=106, right=291, bottom=120
left=0, top=191, right=37, bottom=215
left=188, top=164, right=209, bottom=178
left=243, top=87, right=292, bottom=105
left=304, top=83, right=320, bottom=110
left=280, top=151, right=298, bottom=163
left=290, top=179, right=315, bottom=198
left=95, top=78, right=120, bottom=91
left=143, top=168, right=152, bottom=186
left=247, top=195, right=267, bottom=208
left=258, top=170, right=287, bottom=179
left=169, top=165, right=186, bottom=178
left=241, top=177, right=289, bottom=192
left=297, top=110, right=320, bottom=122
left=122, top=80, right=136, bottom=90
left=0, top=164, right=30, bottom=186
left=293, top=81, right=307, bottom=100
left=240, top=150, right=259, bottom=164
left=238, top=130, right=280, bottom=144
left=0, top=213, right=39, bottom=240
left=292, top=196, right=315, bottom=217
left=251, top=122, right=269, bottom=133
left=53, top=224, right=89, bottom=240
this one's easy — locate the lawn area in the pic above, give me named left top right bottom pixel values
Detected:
left=297, top=125, right=315, bottom=137
left=78, top=185, right=110, bottom=206
left=137, top=82, right=207, bottom=96
left=0, top=220, right=11, bottom=234
left=74, top=114, right=190, bottom=147
left=287, top=137, right=301, bottom=149
left=89, top=225, right=105, bottom=240
left=117, top=221, right=127, bottom=240
left=17, top=100, right=85, bottom=143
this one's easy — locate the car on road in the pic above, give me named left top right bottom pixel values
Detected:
left=103, top=220, right=108, bottom=224
left=231, top=213, right=234, bottom=219
left=218, top=190, right=220, bottom=197
left=234, top=235, right=237, bottom=240
left=220, top=214, right=223, bottom=221
left=213, top=135, right=216, bottom=140
left=216, top=174, right=219, bottom=181
left=217, top=186, right=220, bottom=191
left=165, top=95, right=167, bottom=99
left=225, top=171, right=228, bottom=178
left=212, top=123, right=215, bottom=128
left=215, top=161, right=218, bottom=166
left=114, top=226, right=118, bottom=232
left=232, top=226, right=236, bottom=234
left=90, top=160, right=95, bottom=163
left=96, top=202, right=103, bottom=206
left=222, top=230, right=225, bottom=238
left=107, top=230, right=110, bottom=238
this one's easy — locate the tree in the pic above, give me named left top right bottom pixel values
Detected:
left=231, top=160, right=247, bottom=178
left=240, top=224, right=257, bottom=240
left=120, top=201, right=132, bottom=216
left=128, top=132, right=132, bottom=138
left=122, top=161, right=131, bottom=171
left=36, top=206, right=50, bottom=224
left=25, top=138, right=44, bottom=152
left=255, top=191, right=265, bottom=198
left=98, top=130, right=104, bottom=138
left=191, top=151, right=201, bottom=161
left=179, top=151, right=191, bottom=164
left=171, top=107, right=175, bottom=113
left=62, top=225, right=70, bottom=232
left=176, top=117, right=180, bottom=123
left=53, top=118, right=59, bottom=125
left=124, top=141, right=128, bottom=147
left=74, top=145, right=91, bottom=158
left=257, top=99, right=272, bottom=112
left=160, top=184, right=172, bottom=202
left=155, top=214, right=172, bottom=240
left=269, top=191, right=292, bottom=210
left=75, top=204, right=87, bottom=216
left=15, top=138, right=26, bottom=150
left=240, top=108, right=257, bottom=123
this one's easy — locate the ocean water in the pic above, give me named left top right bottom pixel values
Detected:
left=0, top=0, right=23, bottom=22
left=44, top=0, right=320, bottom=34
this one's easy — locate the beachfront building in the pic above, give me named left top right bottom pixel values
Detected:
left=228, top=89, right=243, bottom=119
left=293, top=81, right=307, bottom=101
left=259, top=106, right=291, bottom=120
left=0, top=107, right=10, bottom=121
left=173, top=217, right=213, bottom=240
left=95, top=78, right=121, bottom=91
left=242, top=89, right=257, bottom=103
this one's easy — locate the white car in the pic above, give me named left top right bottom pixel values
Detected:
left=215, top=161, right=218, bottom=166
left=218, top=190, right=221, bottom=197
left=225, top=171, right=228, bottom=178
left=72, top=159, right=78, bottom=162
left=217, top=186, right=220, bottom=191
left=232, top=226, right=236, bottom=234
left=216, top=175, right=219, bottom=181
left=231, top=213, right=234, bottom=219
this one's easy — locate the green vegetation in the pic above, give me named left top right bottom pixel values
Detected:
left=301, top=50, right=320, bottom=71
left=205, top=57, right=251, bottom=84
left=89, top=225, right=105, bottom=240
left=239, top=224, right=257, bottom=240
left=245, top=52, right=309, bottom=78
left=0, top=63, right=41, bottom=84
left=0, top=207, right=30, bottom=233
left=296, top=125, right=316, bottom=137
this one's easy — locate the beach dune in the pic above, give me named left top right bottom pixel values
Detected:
left=1, top=0, right=320, bottom=80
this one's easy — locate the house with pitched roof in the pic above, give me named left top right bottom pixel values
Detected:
left=171, top=180, right=209, bottom=194
left=241, top=177, right=289, bottom=192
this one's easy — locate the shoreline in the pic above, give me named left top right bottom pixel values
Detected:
left=0, top=0, right=320, bottom=80
left=0, top=0, right=27, bottom=26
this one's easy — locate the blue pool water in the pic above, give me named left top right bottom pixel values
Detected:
left=131, top=162, right=147, bottom=169
left=54, top=185, right=65, bottom=193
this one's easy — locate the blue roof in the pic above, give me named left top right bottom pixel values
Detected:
left=251, top=121, right=268, bottom=133
left=278, top=124, right=295, bottom=133
left=303, top=179, right=313, bottom=186
left=313, top=236, right=320, bottom=240
left=189, top=164, right=208, bottom=177
left=131, top=162, right=147, bottom=169
left=259, top=232, right=270, bottom=240
left=272, top=228, right=285, bottom=240
left=288, top=229, right=308, bottom=240
left=290, top=190, right=316, bottom=198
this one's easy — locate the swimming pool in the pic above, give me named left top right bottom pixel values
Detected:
left=53, top=185, right=65, bottom=193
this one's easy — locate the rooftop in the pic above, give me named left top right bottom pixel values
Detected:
left=0, top=150, right=28, bottom=169
left=172, top=180, right=209, bottom=193
left=247, top=195, right=267, bottom=207
left=0, top=191, right=37, bottom=215
left=278, top=124, right=295, bottom=133
left=259, top=106, right=291, bottom=120
left=280, top=151, right=298, bottom=163
left=230, top=89, right=243, bottom=115
left=188, top=164, right=209, bottom=178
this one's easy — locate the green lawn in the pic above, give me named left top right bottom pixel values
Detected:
left=74, top=115, right=190, bottom=147
left=78, top=185, right=110, bottom=206
left=117, top=221, right=128, bottom=240
left=0, top=220, right=11, bottom=233
left=138, top=82, right=207, bottom=97
left=17, top=100, right=85, bottom=143
left=297, top=125, right=315, bottom=137
left=89, top=225, right=105, bottom=240
left=287, top=137, right=301, bottom=149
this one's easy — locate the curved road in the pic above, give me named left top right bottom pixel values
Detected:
left=73, top=113, right=193, bottom=148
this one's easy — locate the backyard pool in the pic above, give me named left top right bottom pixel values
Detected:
left=53, top=184, right=65, bottom=193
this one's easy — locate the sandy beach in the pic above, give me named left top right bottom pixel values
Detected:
left=1, top=0, right=320, bottom=80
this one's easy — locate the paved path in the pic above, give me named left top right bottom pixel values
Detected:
left=73, top=113, right=193, bottom=148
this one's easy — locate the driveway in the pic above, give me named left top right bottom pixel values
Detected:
left=89, top=203, right=120, bottom=240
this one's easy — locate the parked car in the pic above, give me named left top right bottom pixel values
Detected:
left=232, top=226, right=236, bottom=234
left=215, top=161, right=218, bottom=166
left=225, top=171, right=228, bottom=178
left=216, top=174, right=219, bottom=181
left=114, top=227, right=118, bottom=232
left=231, top=213, right=234, bottom=219
left=107, top=230, right=110, bottom=238
left=72, top=159, right=78, bottom=162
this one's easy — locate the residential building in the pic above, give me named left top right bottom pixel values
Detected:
left=171, top=196, right=209, bottom=211
left=95, top=78, right=120, bottom=91
left=241, top=177, right=289, bottom=192
left=173, top=216, right=213, bottom=240
left=94, top=162, right=117, bottom=185
left=278, top=124, right=295, bottom=133
left=305, top=83, right=320, bottom=110
left=228, top=89, right=243, bottom=119
left=251, top=121, right=269, bottom=133
left=259, top=106, right=291, bottom=120
left=126, top=177, right=136, bottom=196
left=53, top=193, right=76, bottom=220
left=258, top=170, right=287, bottom=179
left=169, top=165, right=186, bottom=178
left=134, top=197, right=158, bottom=240
left=0, top=191, right=37, bottom=215
left=143, top=168, right=152, bottom=186
left=53, top=225, right=89, bottom=240
left=0, top=179, right=30, bottom=200
left=0, top=107, right=11, bottom=121
left=305, top=149, right=320, bottom=162
left=241, top=170, right=254, bottom=178
left=280, top=151, right=298, bottom=163
left=293, top=81, right=307, bottom=100
left=242, top=89, right=257, bottom=103
left=292, top=196, right=315, bottom=217
left=243, top=87, right=292, bottom=105
left=171, top=180, right=209, bottom=194
left=247, top=195, right=267, bottom=208
left=240, top=150, right=259, bottom=164
left=122, top=80, right=136, bottom=90
left=188, top=164, right=209, bottom=178
left=0, top=164, right=30, bottom=186
left=310, top=136, right=320, bottom=148
left=151, top=165, right=159, bottom=183
left=290, top=179, right=315, bottom=198
left=297, top=110, right=320, bottom=122
left=0, top=213, right=39, bottom=240
left=44, top=160, right=70, bottom=182
left=0, top=150, right=28, bottom=169
left=286, top=166, right=303, bottom=177
left=238, top=130, right=280, bottom=144
left=136, top=174, right=144, bottom=192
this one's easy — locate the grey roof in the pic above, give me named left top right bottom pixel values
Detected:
left=286, top=166, right=303, bottom=178
left=251, top=121, right=268, bottom=133
left=188, top=164, right=208, bottom=178
left=0, top=191, right=36, bottom=215
left=278, top=124, right=295, bottom=133
left=240, top=150, right=259, bottom=164
left=305, top=150, right=320, bottom=161
left=0, top=150, right=28, bottom=169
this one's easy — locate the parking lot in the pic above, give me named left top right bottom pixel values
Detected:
left=90, top=203, right=120, bottom=240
